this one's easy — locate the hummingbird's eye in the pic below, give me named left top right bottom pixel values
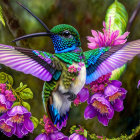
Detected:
left=61, top=30, right=72, bottom=38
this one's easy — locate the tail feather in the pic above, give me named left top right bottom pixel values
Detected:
left=48, top=103, right=69, bottom=130
left=42, top=81, right=70, bottom=129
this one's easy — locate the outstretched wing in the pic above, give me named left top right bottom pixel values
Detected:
left=84, top=40, right=140, bottom=84
left=0, top=44, right=60, bottom=81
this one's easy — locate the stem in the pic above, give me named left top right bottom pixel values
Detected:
left=7, top=84, right=23, bottom=105
left=127, top=2, right=140, bottom=32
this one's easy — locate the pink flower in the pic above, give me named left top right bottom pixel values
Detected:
left=87, top=18, right=129, bottom=49
left=74, top=88, right=89, bottom=106
left=0, top=83, right=6, bottom=94
left=68, top=65, right=77, bottom=73
left=78, top=62, right=84, bottom=67
left=0, top=94, right=13, bottom=113
left=84, top=93, right=114, bottom=126
left=104, top=80, right=127, bottom=112
left=137, top=80, right=140, bottom=89
left=69, top=126, right=87, bottom=140
left=5, top=90, right=16, bottom=102
left=35, top=116, right=68, bottom=140
left=90, top=73, right=111, bottom=93
left=0, top=106, right=34, bottom=138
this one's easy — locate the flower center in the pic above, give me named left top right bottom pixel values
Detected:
left=0, top=104, right=7, bottom=113
left=45, top=124, right=55, bottom=134
left=43, top=116, right=57, bottom=135
left=92, top=100, right=108, bottom=114
left=0, top=122, right=12, bottom=133
left=109, top=92, right=122, bottom=102
left=74, top=95, right=80, bottom=106
left=10, top=114, right=24, bottom=123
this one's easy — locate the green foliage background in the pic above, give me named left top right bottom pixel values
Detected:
left=0, top=0, right=140, bottom=139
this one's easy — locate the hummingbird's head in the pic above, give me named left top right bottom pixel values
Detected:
left=12, top=2, right=81, bottom=53
left=50, top=24, right=81, bottom=53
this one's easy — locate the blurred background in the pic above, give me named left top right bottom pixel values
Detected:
left=0, top=0, right=140, bottom=139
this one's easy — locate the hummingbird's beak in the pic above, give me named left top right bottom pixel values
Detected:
left=16, top=1, right=51, bottom=33
left=12, top=32, right=53, bottom=42
left=12, top=2, right=54, bottom=42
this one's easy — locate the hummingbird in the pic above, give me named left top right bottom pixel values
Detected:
left=0, top=2, right=140, bottom=129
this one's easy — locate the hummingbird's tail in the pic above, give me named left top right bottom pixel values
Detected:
left=42, top=81, right=70, bottom=130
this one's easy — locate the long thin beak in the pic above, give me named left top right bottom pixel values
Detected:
left=17, top=1, right=51, bottom=33
left=12, top=2, right=54, bottom=42
left=12, top=32, right=53, bottom=42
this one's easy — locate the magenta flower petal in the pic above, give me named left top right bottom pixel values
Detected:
left=87, top=42, right=97, bottom=49
left=69, top=133, right=87, bottom=140
left=119, top=88, right=127, bottom=100
left=87, top=19, right=129, bottom=49
left=5, top=106, right=34, bottom=138
left=0, top=113, right=15, bottom=137
left=21, top=125, right=29, bottom=135
left=104, top=84, right=119, bottom=97
left=85, top=93, right=114, bottom=126
left=137, top=80, right=140, bottom=89
left=113, top=39, right=127, bottom=45
left=51, top=132, right=68, bottom=140
left=15, top=124, right=25, bottom=138
left=111, top=80, right=122, bottom=87
left=97, top=114, right=109, bottom=126
left=35, top=132, right=68, bottom=140
left=91, top=30, right=98, bottom=37
left=7, top=106, right=31, bottom=117
left=110, top=30, right=119, bottom=41
left=107, top=105, right=114, bottom=119
left=116, top=32, right=130, bottom=40
left=0, top=94, right=13, bottom=112
left=24, top=118, right=34, bottom=132
left=113, top=99, right=124, bottom=112
left=84, top=105, right=97, bottom=119
left=87, top=36, right=95, bottom=42
left=35, top=133, right=49, bottom=140
left=104, top=80, right=127, bottom=113
left=78, top=88, right=89, bottom=103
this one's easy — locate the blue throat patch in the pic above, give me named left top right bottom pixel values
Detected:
left=55, top=44, right=76, bottom=53
left=51, top=34, right=79, bottom=53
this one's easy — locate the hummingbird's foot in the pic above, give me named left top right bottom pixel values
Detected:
left=63, top=92, right=77, bottom=101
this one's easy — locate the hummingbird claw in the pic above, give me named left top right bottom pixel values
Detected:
left=63, top=92, right=77, bottom=101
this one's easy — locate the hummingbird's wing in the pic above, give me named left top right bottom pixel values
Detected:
left=0, top=44, right=61, bottom=81
left=84, top=40, right=140, bottom=84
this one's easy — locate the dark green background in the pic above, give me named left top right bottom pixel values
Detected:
left=0, top=0, right=140, bottom=139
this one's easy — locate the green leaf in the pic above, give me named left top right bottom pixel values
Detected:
left=0, top=6, right=5, bottom=26
left=12, top=102, right=20, bottom=107
left=0, top=72, right=13, bottom=85
left=105, top=0, right=128, bottom=35
left=105, top=0, right=128, bottom=80
left=84, top=129, right=88, bottom=138
left=110, top=64, right=126, bottom=80
left=15, top=82, right=27, bottom=92
left=30, top=116, right=39, bottom=129
left=22, top=101, right=31, bottom=111
left=19, top=88, right=33, bottom=100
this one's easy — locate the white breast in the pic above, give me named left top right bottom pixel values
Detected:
left=53, top=62, right=86, bottom=116
left=70, top=63, right=86, bottom=95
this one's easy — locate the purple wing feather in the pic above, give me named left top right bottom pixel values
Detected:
left=0, top=44, right=55, bottom=81
left=86, top=40, right=140, bottom=84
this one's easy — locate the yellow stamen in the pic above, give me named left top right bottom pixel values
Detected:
left=0, top=123, right=12, bottom=133
left=10, top=115, right=24, bottom=123
left=92, top=100, right=108, bottom=114
left=0, top=105, right=7, bottom=113
left=109, top=92, right=122, bottom=102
